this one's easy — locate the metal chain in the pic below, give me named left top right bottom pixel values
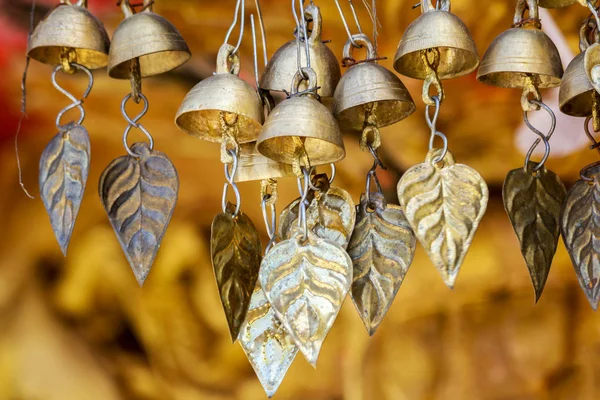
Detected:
left=261, top=179, right=278, bottom=253
left=421, top=48, right=444, bottom=105
left=292, top=0, right=311, bottom=78
left=52, top=63, right=93, bottom=131
left=425, top=96, right=449, bottom=164
left=222, top=149, right=242, bottom=217
left=220, top=111, right=240, bottom=164
left=523, top=99, right=555, bottom=172
left=521, top=75, right=541, bottom=112
left=365, top=143, right=386, bottom=205
left=121, top=93, right=155, bottom=157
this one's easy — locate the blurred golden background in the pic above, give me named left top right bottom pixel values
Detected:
left=1, top=0, right=600, bottom=399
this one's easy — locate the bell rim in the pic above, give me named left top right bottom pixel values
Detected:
left=255, top=136, right=346, bottom=167
left=334, top=100, right=416, bottom=132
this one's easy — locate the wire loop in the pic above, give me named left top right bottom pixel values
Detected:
left=523, top=99, right=555, bottom=172
left=52, top=63, right=93, bottom=131
left=425, top=96, right=448, bottom=163
left=121, top=93, right=154, bottom=157
left=222, top=149, right=242, bottom=217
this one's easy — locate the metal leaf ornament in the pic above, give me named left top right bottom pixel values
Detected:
left=503, top=163, right=566, bottom=301
left=211, top=204, right=262, bottom=341
left=561, top=164, right=600, bottom=310
left=348, top=193, right=417, bottom=336
left=39, top=123, right=91, bottom=255
left=238, top=284, right=298, bottom=397
left=259, top=229, right=353, bottom=366
left=99, top=142, right=178, bottom=286
left=397, top=149, right=489, bottom=288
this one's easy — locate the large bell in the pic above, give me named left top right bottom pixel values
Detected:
left=235, top=143, right=295, bottom=182
left=108, top=0, right=191, bottom=78
left=259, top=5, right=341, bottom=104
left=393, top=0, right=479, bottom=79
left=175, top=44, right=264, bottom=143
left=257, top=69, right=345, bottom=167
left=27, top=0, right=110, bottom=69
left=539, top=0, right=578, bottom=7
left=477, top=0, right=563, bottom=88
left=334, top=34, right=415, bottom=132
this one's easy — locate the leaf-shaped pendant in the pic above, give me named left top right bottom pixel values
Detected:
left=561, top=164, right=600, bottom=310
left=259, top=230, right=352, bottom=366
left=279, top=174, right=356, bottom=249
left=99, top=142, right=178, bottom=286
left=503, top=163, right=567, bottom=301
left=348, top=192, right=417, bottom=336
left=211, top=204, right=262, bottom=341
left=238, top=284, right=298, bottom=397
left=39, top=123, right=91, bottom=255
left=397, top=149, right=488, bottom=288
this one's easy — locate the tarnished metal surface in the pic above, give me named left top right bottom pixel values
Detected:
left=348, top=193, right=416, bottom=336
left=211, top=205, right=262, bottom=342
left=585, top=42, right=600, bottom=96
left=397, top=149, right=488, bottom=288
left=259, top=230, right=352, bottom=366
left=99, top=142, right=178, bottom=286
left=503, top=164, right=566, bottom=301
left=238, top=284, right=298, bottom=398
left=39, top=123, right=91, bottom=256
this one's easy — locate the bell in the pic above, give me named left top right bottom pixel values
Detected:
left=477, top=0, right=563, bottom=88
left=259, top=5, right=341, bottom=105
left=175, top=44, right=264, bottom=143
left=27, top=0, right=110, bottom=69
left=393, top=0, right=479, bottom=79
left=234, top=143, right=295, bottom=182
left=333, top=34, right=415, bottom=132
left=539, top=0, right=578, bottom=7
left=108, top=0, right=191, bottom=78
left=257, top=68, right=345, bottom=167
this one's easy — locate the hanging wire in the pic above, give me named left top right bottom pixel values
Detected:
left=424, top=96, right=448, bottom=163
left=121, top=93, right=155, bottom=157
left=588, top=0, right=600, bottom=31
left=292, top=0, right=311, bottom=75
left=522, top=99, right=555, bottom=172
left=254, top=0, right=268, bottom=66
left=251, top=15, right=260, bottom=88
left=365, top=143, right=386, bottom=204
left=296, top=166, right=311, bottom=240
left=52, top=63, right=93, bottom=130
left=222, top=149, right=242, bottom=217
left=334, top=0, right=362, bottom=47
left=224, top=0, right=245, bottom=55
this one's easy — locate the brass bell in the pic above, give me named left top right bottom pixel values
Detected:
left=234, top=143, right=295, bottom=182
left=175, top=44, right=264, bottom=143
left=257, top=68, right=345, bottom=167
left=333, top=34, right=415, bottom=132
left=477, top=0, right=563, bottom=89
left=27, top=0, right=110, bottom=69
left=108, top=0, right=191, bottom=78
left=259, top=5, right=341, bottom=104
left=538, top=0, right=577, bottom=7
left=393, top=0, right=479, bottom=79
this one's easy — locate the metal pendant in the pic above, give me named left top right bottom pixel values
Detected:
left=259, top=229, right=352, bottom=366
left=397, top=149, right=489, bottom=288
left=503, top=163, right=566, bottom=301
left=211, top=204, right=262, bottom=342
left=560, top=164, right=600, bottom=310
left=39, top=123, right=91, bottom=255
left=348, top=192, right=417, bottom=336
left=99, top=142, right=178, bottom=286
left=279, top=174, right=356, bottom=249
left=239, top=284, right=298, bottom=398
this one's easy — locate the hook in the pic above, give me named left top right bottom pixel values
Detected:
left=523, top=99, right=555, bottom=172
left=224, top=0, right=245, bottom=55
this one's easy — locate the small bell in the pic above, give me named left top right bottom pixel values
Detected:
left=259, top=5, right=341, bottom=103
left=108, top=0, right=191, bottom=78
left=27, top=0, right=110, bottom=69
left=234, top=143, right=295, bottom=182
left=333, top=34, right=415, bottom=132
left=393, top=0, right=479, bottom=79
left=477, top=0, right=563, bottom=89
left=538, top=0, right=578, bottom=7
left=175, top=44, right=264, bottom=143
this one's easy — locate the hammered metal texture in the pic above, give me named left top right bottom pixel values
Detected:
left=211, top=205, right=262, bottom=342
left=259, top=230, right=352, bottom=366
left=397, top=149, right=488, bottom=288
left=238, top=284, right=298, bottom=398
left=503, top=164, right=567, bottom=302
left=39, top=123, right=91, bottom=256
left=348, top=193, right=417, bottom=336
left=560, top=164, right=600, bottom=310
left=99, top=142, right=178, bottom=286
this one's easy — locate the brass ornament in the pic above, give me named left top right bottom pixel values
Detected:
left=99, top=142, right=179, bottom=286
left=259, top=229, right=353, bottom=366
left=348, top=193, right=416, bottom=336
left=397, top=149, right=489, bottom=288
left=503, top=163, right=567, bottom=301
left=238, top=284, right=298, bottom=398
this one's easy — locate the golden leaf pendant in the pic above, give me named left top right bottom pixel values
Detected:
left=397, top=149, right=489, bottom=288
left=238, top=284, right=298, bottom=398
left=503, top=163, right=566, bottom=301
left=211, top=204, right=262, bottom=341
left=348, top=193, right=417, bottom=336
left=561, top=164, right=600, bottom=310
left=259, top=230, right=352, bottom=366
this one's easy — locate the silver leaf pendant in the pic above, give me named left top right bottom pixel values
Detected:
left=39, top=122, right=91, bottom=256
left=99, top=142, right=178, bottom=286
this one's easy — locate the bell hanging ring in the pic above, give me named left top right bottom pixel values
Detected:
left=27, top=0, right=110, bottom=70
left=538, top=0, right=578, bottom=7
left=393, top=0, right=479, bottom=79
left=108, top=0, right=191, bottom=78
left=175, top=44, right=264, bottom=143
left=333, top=34, right=415, bottom=132
left=477, top=0, right=563, bottom=89
left=234, top=143, right=295, bottom=182
left=257, top=68, right=345, bottom=168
